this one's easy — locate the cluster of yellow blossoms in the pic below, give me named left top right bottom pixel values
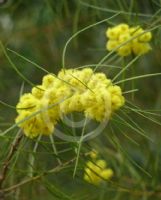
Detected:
left=106, top=23, right=152, bottom=56
left=84, top=151, right=113, bottom=185
left=15, top=68, right=125, bottom=138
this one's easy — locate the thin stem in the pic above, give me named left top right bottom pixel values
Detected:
left=62, top=13, right=120, bottom=69
left=49, top=135, right=62, bottom=165
left=73, top=117, right=87, bottom=178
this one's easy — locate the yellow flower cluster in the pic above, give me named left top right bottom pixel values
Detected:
left=16, top=68, right=125, bottom=138
left=106, top=23, right=152, bottom=56
left=84, top=151, right=113, bottom=185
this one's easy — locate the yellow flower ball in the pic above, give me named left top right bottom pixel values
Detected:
left=84, top=158, right=113, bottom=185
left=106, top=23, right=152, bottom=56
left=118, top=33, right=131, bottom=43
left=106, top=28, right=120, bottom=40
left=139, top=32, right=152, bottom=42
left=117, top=23, right=129, bottom=32
left=132, top=42, right=151, bottom=55
left=32, top=85, right=45, bottom=99
left=101, top=169, right=114, bottom=180
left=106, top=40, right=118, bottom=51
left=89, top=150, right=98, bottom=159
left=117, top=44, right=132, bottom=56
left=15, top=68, right=124, bottom=138
left=42, top=74, right=56, bottom=88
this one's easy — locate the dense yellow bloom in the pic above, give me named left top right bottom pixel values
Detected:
left=15, top=68, right=125, bottom=138
left=106, top=23, right=152, bottom=56
left=84, top=151, right=113, bottom=185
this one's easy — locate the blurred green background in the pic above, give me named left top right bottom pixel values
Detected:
left=0, top=0, right=161, bottom=199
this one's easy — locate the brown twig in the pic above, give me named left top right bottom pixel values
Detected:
left=0, top=149, right=161, bottom=198
left=1, top=156, right=76, bottom=193
left=0, top=130, right=23, bottom=199
left=0, top=152, right=92, bottom=194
